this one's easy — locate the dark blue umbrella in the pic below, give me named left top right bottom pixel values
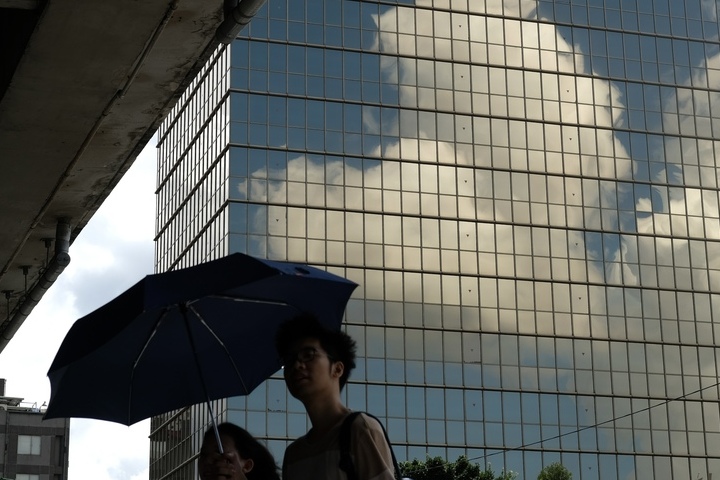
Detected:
left=44, top=252, right=357, bottom=430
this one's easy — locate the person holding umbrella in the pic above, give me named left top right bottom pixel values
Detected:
left=275, top=315, right=397, bottom=480
left=199, top=422, right=281, bottom=480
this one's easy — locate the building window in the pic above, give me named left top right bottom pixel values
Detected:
left=16, top=474, right=40, bottom=480
left=17, top=435, right=41, bottom=455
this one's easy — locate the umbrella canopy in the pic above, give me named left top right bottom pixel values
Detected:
left=44, top=253, right=357, bottom=426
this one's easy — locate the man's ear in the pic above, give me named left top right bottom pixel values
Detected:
left=242, top=458, right=254, bottom=473
left=332, top=360, right=344, bottom=379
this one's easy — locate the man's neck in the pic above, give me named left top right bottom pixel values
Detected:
left=303, top=395, right=350, bottom=440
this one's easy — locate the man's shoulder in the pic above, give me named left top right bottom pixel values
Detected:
left=342, top=412, right=397, bottom=480
left=283, top=434, right=308, bottom=463
left=349, top=412, right=385, bottom=433
left=284, top=434, right=311, bottom=455
left=346, top=412, right=394, bottom=454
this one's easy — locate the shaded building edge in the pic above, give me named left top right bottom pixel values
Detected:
left=0, top=379, right=69, bottom=480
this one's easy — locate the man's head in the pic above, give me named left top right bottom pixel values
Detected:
left=275, top=314, right=356, bottom=390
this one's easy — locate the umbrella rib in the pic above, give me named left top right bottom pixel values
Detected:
left=180, top=303, right=226, bottom=454
left=128, top=306, right=171, bottom=424
left=205, top=294, right=290, bottom=307
left=187, top=304, right=250, bottom=394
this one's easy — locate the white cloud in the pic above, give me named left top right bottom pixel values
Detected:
left=0, top=139, right=156, bottom=479
left=70, top=419, right=150, bottom=480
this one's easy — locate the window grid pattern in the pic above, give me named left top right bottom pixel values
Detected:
left=152, top=0, right=720, bottom=479
left=156, top=47, right=231, bottom=272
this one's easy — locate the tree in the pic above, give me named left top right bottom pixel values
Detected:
left=537, top=462, right=572, bottom=480
left=399, top=455, right=517, bottom=480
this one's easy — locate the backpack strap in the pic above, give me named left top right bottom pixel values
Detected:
left=339, top=412, right=361, bottom=480
left=338, top=411, right=402, bottom=480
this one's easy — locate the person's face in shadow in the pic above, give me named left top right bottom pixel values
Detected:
left=282, top=338, right=343, bottom=402
left=199, top=433, right=254, bottom=480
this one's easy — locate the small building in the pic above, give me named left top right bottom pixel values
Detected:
left=0, top=380, right=69, bottom=480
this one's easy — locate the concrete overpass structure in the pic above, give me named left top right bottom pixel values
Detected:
left=0, top=0, right=264, bottom=353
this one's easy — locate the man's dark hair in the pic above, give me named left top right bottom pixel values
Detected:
left=275, top=314, right=357, bottom=389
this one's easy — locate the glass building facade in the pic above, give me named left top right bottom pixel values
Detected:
left=150, top=0, right=720, bottom=479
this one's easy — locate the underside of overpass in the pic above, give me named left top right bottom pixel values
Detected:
left=0, top=0, right=263, bottom=352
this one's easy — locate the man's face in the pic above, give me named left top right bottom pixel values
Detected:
left=282, top=337, right=340, bottom=400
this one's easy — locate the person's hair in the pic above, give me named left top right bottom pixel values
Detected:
left=275, top=314, right=357, bottom=390
left=202, top=422, right=280, bottom=480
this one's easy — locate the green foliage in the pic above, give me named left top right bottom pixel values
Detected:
left=399, top=455, right=517, bottom=480
left=537, top=462, right=572, bottom=480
